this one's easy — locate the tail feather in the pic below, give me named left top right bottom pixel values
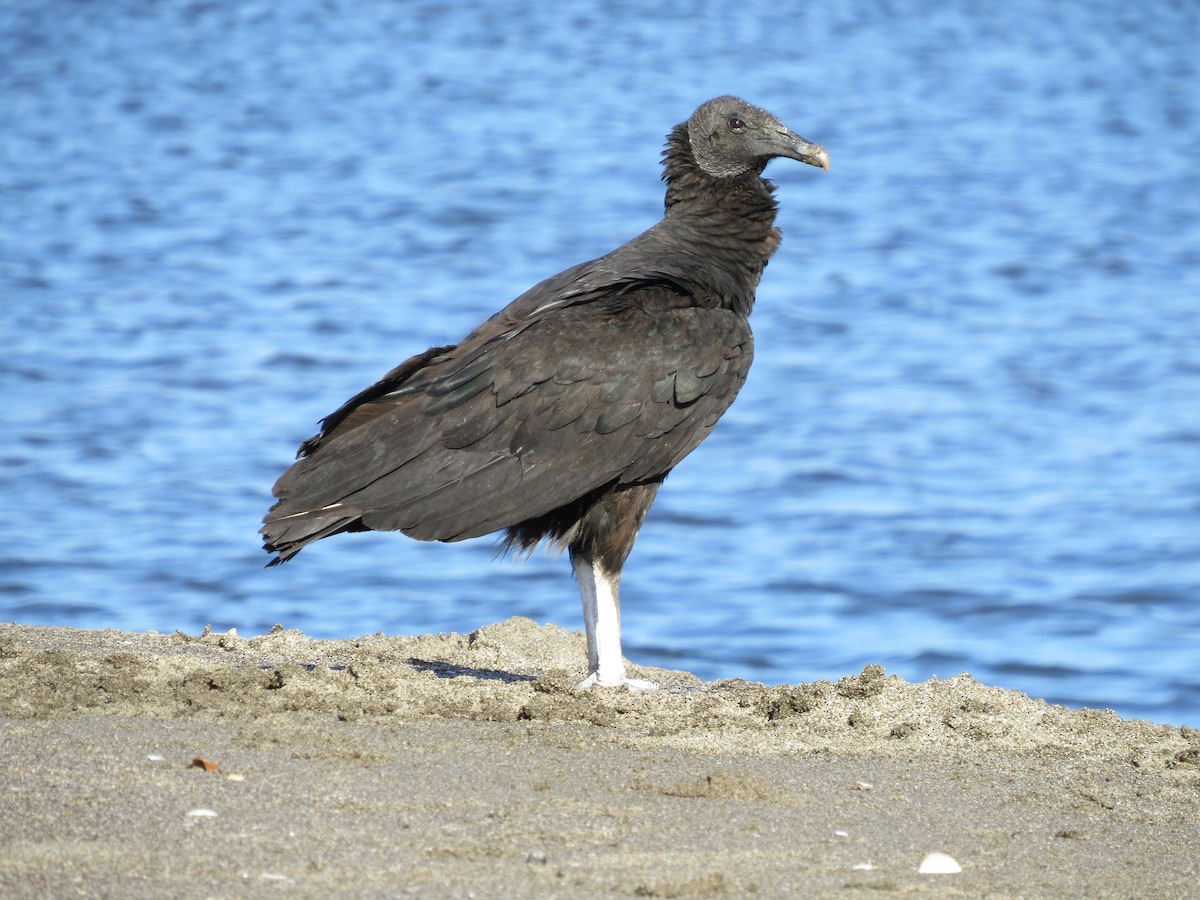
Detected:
left=261, top=506, right=366, bottom=566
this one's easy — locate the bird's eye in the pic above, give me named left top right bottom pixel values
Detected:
left=728, top=116, right=746, bottom=132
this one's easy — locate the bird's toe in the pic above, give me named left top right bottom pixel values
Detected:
left=573, top=671, right=659, bottom=692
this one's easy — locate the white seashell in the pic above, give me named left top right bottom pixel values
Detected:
left=187, top=808, right=218, bottom=818
left=852, top=863, right=875, bottom=871
left=834, top=830, right=849, bottom=838
left=918, top=852, right=962, bottom=874
left=147, top=754, right=166, bottom=762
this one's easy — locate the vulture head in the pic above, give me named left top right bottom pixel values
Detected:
left=687, top=95, right=830, bottom=178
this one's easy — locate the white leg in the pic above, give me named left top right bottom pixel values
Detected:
left=572, top=555, right=657, bottom=691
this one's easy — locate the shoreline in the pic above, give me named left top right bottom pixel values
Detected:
left=2, top=618, right=1197, bottom=895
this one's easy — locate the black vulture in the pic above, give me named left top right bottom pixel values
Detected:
left=262, top=96, right=828, bottom=689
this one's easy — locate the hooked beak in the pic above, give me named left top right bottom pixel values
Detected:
left=774, top=128, right=830, bottom=172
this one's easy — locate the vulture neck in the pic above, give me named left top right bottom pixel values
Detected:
left=659, top=122, right=783, bottom=317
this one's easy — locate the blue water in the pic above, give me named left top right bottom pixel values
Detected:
left=3, top=2, right=1198, bottom=725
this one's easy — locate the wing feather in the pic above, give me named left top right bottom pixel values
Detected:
left=264, top=279, right=751, bottom=555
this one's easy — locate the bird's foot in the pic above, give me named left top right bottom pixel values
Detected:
left=573, top=671, right=659, bottom=692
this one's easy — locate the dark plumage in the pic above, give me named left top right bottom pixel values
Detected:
left=262, top=96, right=828, bottom=688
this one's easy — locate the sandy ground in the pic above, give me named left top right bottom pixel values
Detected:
left=1, top=618, right=1197, bottom=897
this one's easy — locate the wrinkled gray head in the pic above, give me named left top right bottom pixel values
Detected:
left=687, top=96, right=829, bottom=178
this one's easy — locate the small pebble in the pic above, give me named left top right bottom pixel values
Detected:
left=852, top=863, right=875, bottom=871
left=918, top=852, right=962, bottom=874
left=147, top=754, right=166, bottom=762
left=187, top=808, right=219, bottom=818
left=834, top=830, right=849, bottom=838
